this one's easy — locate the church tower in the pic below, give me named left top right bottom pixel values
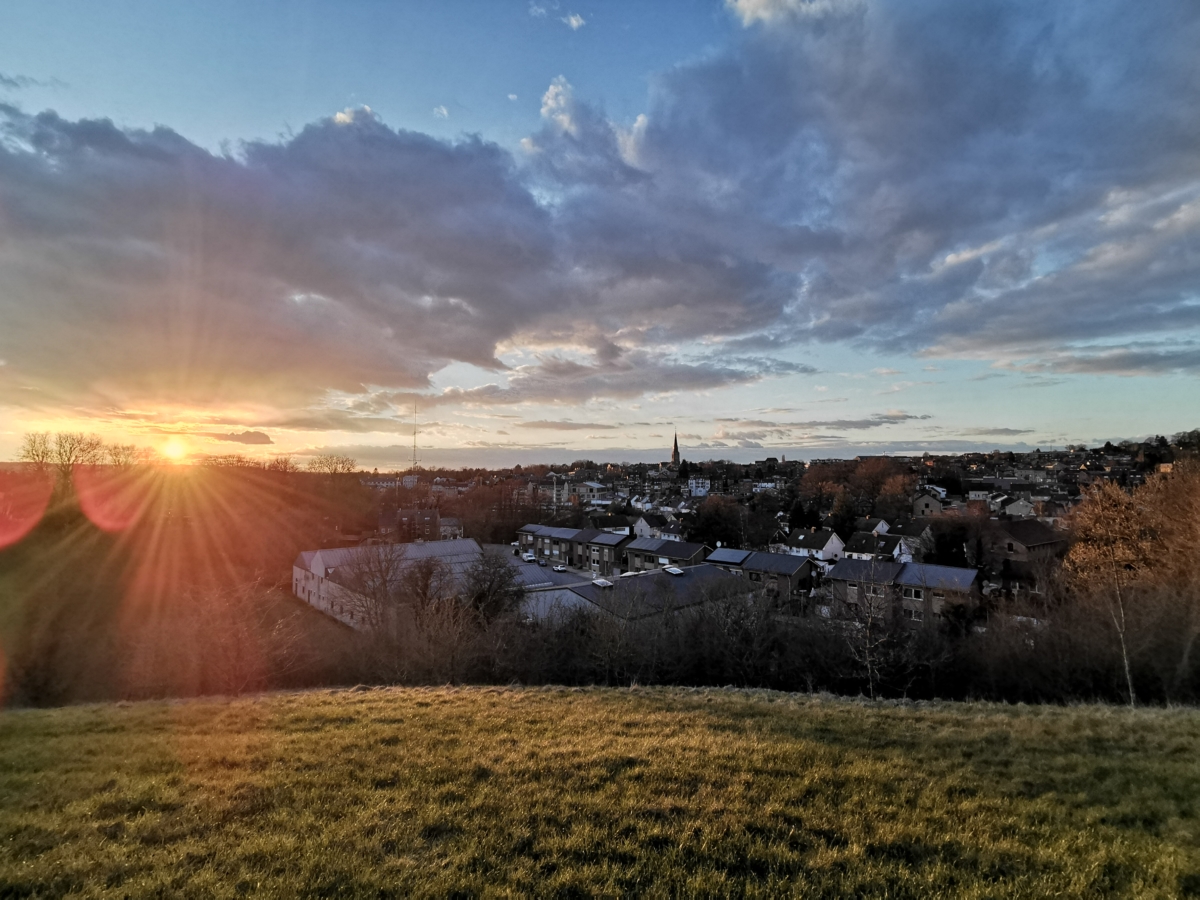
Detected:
left=671, top=432, right=680, bottom=467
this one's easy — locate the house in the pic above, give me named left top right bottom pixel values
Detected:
left=623, top=537, right=709, bottom=571
left=687, top=477, right=711, bottom=498
left=893, top=563, right=980, bottom=624
left=824, top=558, right=979, bottom=625
left=559, top=564, right=745, bottom=622
left=589, top=514, right=631, bottom=535
left=826, top=559, right=904, bottom=619
left=633, top=513, right=671, bottom=539
left=383, top=508, right=440, bottom=542
left=913, top=492, right=946, bottom=517
left=576, top=530, right=632, bottom=577
left=517, top=524, right=585, bottom=564
left=781, top=528, right=845, bottom=561
left=292, top=539, right=483, bottom=629
left=658, top=521, right=685, bottom=542
left=1002, top=498, right=1036, bottom=519
left=706, top=547, right=816, bottom=608
left=706, top=547, right=753, bottom=573
left=989, top=520, right=1068, bottom=570
left=439, top=517, right=464, bottom=540
left=842, top=531, right=906, bottom=562
left=887, top=521, right=933, bottom=561
left=574, top=482, right=610, bottom=505
left=855, top=517, right=890, bottom=535
left=740, top=552, right=815, bottom=609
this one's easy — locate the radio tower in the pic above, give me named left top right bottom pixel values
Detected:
left=409, top=402, right=421, bottom=472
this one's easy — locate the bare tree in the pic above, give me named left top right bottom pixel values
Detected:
left=843, top=576, right=899, bottom=699
left=106, top=443, right=140, bottom=468
left=463, top=549, right=526, bottom=622
left=1065, top=481, right=1154, bottom=707
left=267, top=455, right=300, bottom=474
left=50, top=432, right=105, bottom=480
left=18, top=432, right=53, bottom=474
left=307, top=454, right=357, bottom=476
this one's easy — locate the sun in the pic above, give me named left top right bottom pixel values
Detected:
left=160, top=438, right=188, bottom=462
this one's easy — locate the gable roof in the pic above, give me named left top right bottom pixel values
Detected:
left=706, top=547, right=753, bottom=566
left=894, top=563, right=978, bottom=591
left=999, top=519, right=1066, bottom=548
left=566, top=564, right=741, bottom=620
left=826, top=558, right=905, bottom=584
left=742, top=551, right=812, bottom=576
left=625, top=537, right=709, bottom=559
left=294, top=539, right=483, bottom=582
left=787, top=529, right=840, bottom=551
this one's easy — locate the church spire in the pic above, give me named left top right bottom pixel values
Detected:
left=671, top=432, right=680, bottom=467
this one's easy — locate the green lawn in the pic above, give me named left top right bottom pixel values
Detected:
left=1, top=687, right=1197, bottom=898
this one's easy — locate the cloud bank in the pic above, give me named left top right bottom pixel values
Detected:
left=1, top=0, right=1198, bottom=447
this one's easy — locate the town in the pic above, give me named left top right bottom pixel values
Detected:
left=293, top=432, right=1190, bottom=630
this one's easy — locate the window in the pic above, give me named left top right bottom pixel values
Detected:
left=902, top=587, right=923, bottom=600
left=903, top=608, right=924, bottom=622
left=1007, top=542, right=1015, bottom=552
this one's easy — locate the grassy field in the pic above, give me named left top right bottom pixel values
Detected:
left=1, top=687, right=1197, bottom=898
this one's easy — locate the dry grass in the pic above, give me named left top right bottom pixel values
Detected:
left=1, top=687, right=1198, bottom=898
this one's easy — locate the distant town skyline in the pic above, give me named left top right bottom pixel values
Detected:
left=2, top=0, right=1199, bottom=468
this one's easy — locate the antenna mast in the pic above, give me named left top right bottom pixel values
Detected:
left=410, top=402, right=421, bottom=472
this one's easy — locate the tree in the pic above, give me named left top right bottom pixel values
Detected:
left=106, top=444, right=140, bottom=468
left=49, top=432, right=104, bottom=480
left=463, top=550, right=526, bottom=622
left=307, top=454, right=357, bottom=475
left=843, top=575, right=900, bottom=700
left=18, top=432, right=53, bottom=474
left=686, top=496, right=745, bottom=549
left=267, top=455, right=300, bottom=474
left=1065, top=481, right=1155, bottom=707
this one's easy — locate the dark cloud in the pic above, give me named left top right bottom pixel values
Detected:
left=211, top=430, right=274, bottom=445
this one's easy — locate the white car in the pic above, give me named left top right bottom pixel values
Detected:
left=552, top=564, right=566, bottom=573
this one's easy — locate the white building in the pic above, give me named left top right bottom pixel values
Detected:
left=292, top=539, right=482, bottom=629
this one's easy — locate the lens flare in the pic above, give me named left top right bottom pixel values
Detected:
left=74, top=466, right=157, bottom=532
left=0, top=471, right=54, bottom=549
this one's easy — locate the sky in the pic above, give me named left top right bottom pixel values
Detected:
left=1, top=0, right=1199, bottom=469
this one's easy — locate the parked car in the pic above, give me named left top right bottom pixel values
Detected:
left=522, top=553, right=537, bottom=563
left=537, top=559, right=548, bottom=567
left=552, top=564, right=566, bottom=572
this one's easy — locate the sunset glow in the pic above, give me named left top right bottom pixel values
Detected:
left=160, top=439, right=189, bottom=462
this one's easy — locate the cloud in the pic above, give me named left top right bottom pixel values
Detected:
left=961, top=427, right=1034, bottom=436
left=5, top=0, right=1200, bottom=442
left=714, top=410, right=929, bottom=441
left=561, top=13, right=586, bottom=30
left=0, top=73, right=62, bottom=91
left=432, top=105, right=449, bottom=119
left=520, top=420, right=619, bottom=431
left=211, top=430, right=274, bottom=445
left=726, top=0, right=864, bottom=27
left=508, top=94, right=518, bottom=101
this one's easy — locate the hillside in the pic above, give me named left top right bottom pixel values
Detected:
left=1, top=687, right=1197, bottom=898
